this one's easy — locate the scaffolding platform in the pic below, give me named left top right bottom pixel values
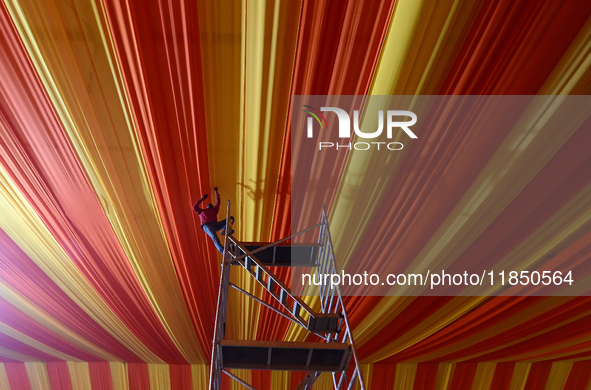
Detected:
left=220, top=340, right=351, bottom=371
left=209, top=202, right=366, bottom=390
left=234, top=242, right=321, bottom=266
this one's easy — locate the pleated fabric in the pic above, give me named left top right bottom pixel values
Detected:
left=1, top=0, right=591, bottom=388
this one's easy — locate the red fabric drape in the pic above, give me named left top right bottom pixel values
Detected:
left=128, top=363, right=150, bottom=390
left=440, top=120, right=591, bottom=277
left=250, top=371, right=272, bottom=389
left=289, top=372, right=307, bottom=389
left=523, top=362, right=553, bottom=390
left=370, top=123, right=591, bottom=361
left=89, top=362, right=113, bottom=390
left=449, top=363, right=478, bottom=390
left=343, top=97, right=530, bottom=342
left=465, top=308, right=591, bottom=362
left=375, top=298, right=531, bottom=362
left=359, top=297, right=453, bottom=360
left=5, top=363, right=32, bottom=390
left=0, top=0, right=590, bottom=387
left=47, top=362, right=73, bottom=390
left=370, top=363, right=396, bottom=389
left=169, top=365, right=192, bottom=390
left=0, top=2, right=187, bottom=363
left=489, top=362, right=515, bottom=390
left=413, top=363, right=439, bottom=390
left=268, top=0, right=591, bottom=366
left=564, top=361, right=591, bottom=390
left=271, top=0, right=396, bottom=238
left=440, top=0, right=591, bottom=94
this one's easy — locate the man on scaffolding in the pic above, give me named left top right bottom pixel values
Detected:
left=193, top=187, right=234, bottom=254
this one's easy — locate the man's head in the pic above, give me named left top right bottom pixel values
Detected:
left=206, top=203, right=213, bottom=209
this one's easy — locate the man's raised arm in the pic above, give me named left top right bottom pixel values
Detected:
left=213, top=187, right=220, bottom=212
left=193, top=193, right=208, bottom=213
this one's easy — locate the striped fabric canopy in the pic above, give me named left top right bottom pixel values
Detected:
left=1, top=0, right=591, bottom=389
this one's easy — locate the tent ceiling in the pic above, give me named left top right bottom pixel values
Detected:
left=1, top=0, right=591, bottom=388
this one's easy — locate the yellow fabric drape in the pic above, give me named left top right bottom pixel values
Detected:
left=473, top=362, right=496, bottom=390
left=509, top=362, right=532, bottom=389
left=24, top=362, right=50, bottom=390
left=148, top=364, right=171, bottom=390
left=270, top=371, right=291, bottom=389
left=198, top=0, right=302, bottom=341
left=0, top=365, right=11, bottom=390
left=110, top=362, right=130, bottom=390
left=228, top=369, right=251, bottom=390
left=197, top=0, right=246, bottom=342
left=394, top=363, right=418, bottom=389
left=191, top=364, right=209, bottom=390
left=434, top=362, right=455, bottom=389
left=236, top=0, right=302, bottom=342
left=545, top=362, right=573, bottom=390
left=67, top=362, right=92, bottom=390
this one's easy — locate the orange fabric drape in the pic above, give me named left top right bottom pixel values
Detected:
left=101, top=0, right=216, bottom=359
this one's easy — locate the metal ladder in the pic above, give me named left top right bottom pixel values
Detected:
left=209, top=201, right=366, bottom=390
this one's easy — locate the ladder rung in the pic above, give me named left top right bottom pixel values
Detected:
left=256, top=265, right=265, bottom=283
left=307, top=314, right=342, bottom=333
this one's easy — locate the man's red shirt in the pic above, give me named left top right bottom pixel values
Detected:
left=193, top=191, right=220, bottom=225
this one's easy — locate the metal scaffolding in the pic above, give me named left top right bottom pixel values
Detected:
left=209, top=201, right=365, bottom=390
